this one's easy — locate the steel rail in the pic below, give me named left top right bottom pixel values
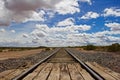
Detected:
left=65, top=49, right=105, bottom=80
left=13, top=48, right=60, bottom=80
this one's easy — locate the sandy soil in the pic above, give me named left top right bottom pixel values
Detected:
left=0, top=49, right=43, bottom=60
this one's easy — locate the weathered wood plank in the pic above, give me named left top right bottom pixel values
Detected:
left=23, top=63, right=46, bottom=80
left=59, top=63, right=71, bottom=80
left=68, top=63, right=84, bottom=80
left=92, top=62, right=120, bottom=80
left=0, top=69, right=15, bottom=80
left=34, top=63, right=53, bottom=80
left=74, top=63, right=94, bottom=80
left=86, top=62, right=116, bottom=80
left=48, top=63, right=60, bottom=80
left=4, top=69, right=26, bottom=80
left=47, top=49, right=76, bottom=63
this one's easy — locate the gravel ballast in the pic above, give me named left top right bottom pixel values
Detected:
left=68, top=48, right=120, bottom=73
left=0, top=49, right=55, bottom=72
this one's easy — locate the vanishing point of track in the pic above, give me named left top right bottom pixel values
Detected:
left=12, top=48, right=120, bottom=80
left=12, top=48, right=104, bottom=80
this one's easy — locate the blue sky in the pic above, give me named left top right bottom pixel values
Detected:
left=0, top=0, right=120, bottom=47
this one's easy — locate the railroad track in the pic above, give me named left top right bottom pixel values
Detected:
left=2, top=48, right=119, bottom=80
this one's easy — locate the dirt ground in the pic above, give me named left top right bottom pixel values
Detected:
left=0, top=49, right=43, bottom=60
left=75, top=48, right=120, bottom=55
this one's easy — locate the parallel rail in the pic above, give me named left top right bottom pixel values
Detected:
left=65, top=49, right=104, bottom=80
left=13, top=48, right=60, bottom=80
left=13, top=48, right=104, bottom=80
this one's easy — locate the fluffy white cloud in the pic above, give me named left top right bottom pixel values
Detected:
left=81, top=11, right=99, bottom=19
left=11, top=30, right=16, bottom=33
left=105, top=22, right=120, bottom=31
left=0, top=0, right=80, bottom=26
left=0, top=28, right=6, bottom=33
left=24, top=10, right=45, bottom=22
left=74, top=25, right=91, bottom=31
left=4, top=0, right=61, bottom=11
left=80, top=0, right=92, bottom=5
left=0, top=38, right=35, bottom=47
left=55, top=0, right=80, bottom=15
left=57, top=18, right=91, bottom=31
left=78, top=31, right=120, bottom=46
left=0, top=0, right=12, bottom=26
left=0, top=0, right=51, bottom=26
left=57, top=18, right=74, bottom=27
left=32, top=31, right=47, bottom=37
left=0, top=25, right=119, bottom=47
left=23, top=34, right=29, bottom=38
left=103, top=7, right=120, bottom=17
left=33, top=24, right=91, bottom=35
left=29, top=23, right=120, bottom=46
left=29, top=23, right=91, bottom=46
left=0, top=32, right=32, bottom=47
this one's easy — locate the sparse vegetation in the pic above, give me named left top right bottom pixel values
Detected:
left=84, top=44, right=96, bottom=50
left=107, top=43, right=120, bottom=52
left=0, top=47, right=47, bottom=52
left=0, top=49, right=2, bottom=52
left=76, top=43, right=120, bottom=52
left=45, top=48, right=51, bottom=51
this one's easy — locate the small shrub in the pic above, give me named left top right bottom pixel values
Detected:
left=107, top=43, right=120, bottom=52
left=0, top=49, right=2, bottom=52
left=45, top=48, right=50, bottom=51
left=84, top=44, right=96, bottom=50
left=9, top=49, right=15, bottom=51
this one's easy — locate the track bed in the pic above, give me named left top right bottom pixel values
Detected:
left=1, top=48, right=120, bottom=80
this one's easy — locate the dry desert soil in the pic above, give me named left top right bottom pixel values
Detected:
left=0, top=49, right=43, bottom=60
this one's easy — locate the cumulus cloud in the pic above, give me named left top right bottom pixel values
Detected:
left=1, top=0, right=120, bottom=47
left=105, top=22, right=120, bottom=31
left=0, top=39, right=33, bottom=47
left=24, top=10, right=45, bottom=22
left=0, top=31, right=33, bottom=47
left=0, top=0, right=11, bottom=26
left=57, top=18, right=91, bottom=31
left=0, top=24, right=120, bottom=47
left=29, top=23, right=91, bottom=46
left=0, top=0, right=47, bottom=26
left=0, top=0, right=80, bottom=26
left=11, top=30, right=16, bottom=33
left=0, top=28, right=6, bottom=33
left=23, top=34, right=29, bottom=38
left=55, top=0, right=80, bottom=15
left=81, top=11, right=99, bottom=19
left=0, top=0, right=52, bottom=26
left=103, top=7, right=120, bottom=17
left=4, top=0, right=59, bottom=11
left=1, top=27, right=119, bottom=46
left=32, top=31, right=47, bottom=37
left=57, top=18, right=74, bottom=27
left=80, top=0, right=92, bottom=5
left=74, top=25, right=91, bottom=31
left=80, top=31, right=120, bottom=46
